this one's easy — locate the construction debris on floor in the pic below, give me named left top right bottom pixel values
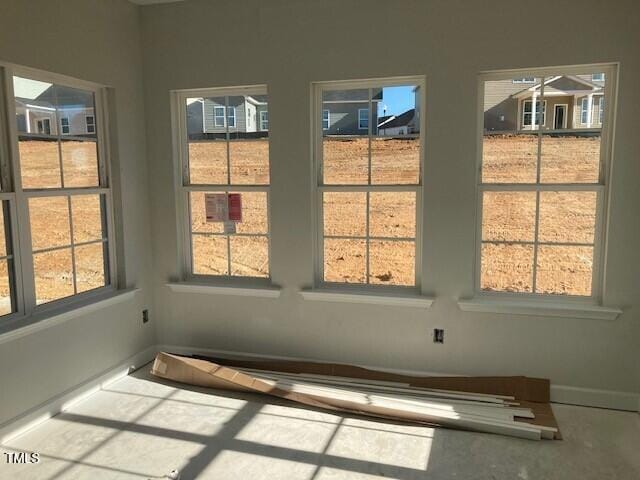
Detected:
left=151, top=352, right=560, bottom=441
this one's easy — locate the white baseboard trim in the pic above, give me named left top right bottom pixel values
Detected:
left=158, top=344, right=640, bottom=413
left=0, top=345, right=158, bottom=445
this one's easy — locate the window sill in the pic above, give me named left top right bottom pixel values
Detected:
left=300, top=289, right=435, bottom=308
left=167, top=282, right=281, bottom=298
left=0, top=288, right=141, bottom=345
left=457, top=297, right=622, bottom=320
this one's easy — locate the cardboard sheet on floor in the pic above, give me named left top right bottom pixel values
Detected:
left=151, top=352, right=561, bottom=440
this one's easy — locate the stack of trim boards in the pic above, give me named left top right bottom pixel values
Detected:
left=151, top=352, right=560, bottom=441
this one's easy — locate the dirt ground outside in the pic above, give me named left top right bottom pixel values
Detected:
left=0, top=135, right=601, bottom=315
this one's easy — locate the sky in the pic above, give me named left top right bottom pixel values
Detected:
left=378, top=85, right=415, bottom=117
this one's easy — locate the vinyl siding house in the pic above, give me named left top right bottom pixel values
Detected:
left=14, top=84, right=96, bottom=137
left=377, top=108, right=417, bottom=136
left=484, top=74, right=605, bottom=132
left=186, top=95, right=269, bottom=139
left=322, top=88, right=382, bottom=135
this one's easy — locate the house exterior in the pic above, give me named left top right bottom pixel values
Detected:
left=186, top=95, right=268, bottom=139
left=377, top=108, right=417, bottom=136
left=322, top=88, right=382, bottom=135
left=484, top=74, right=605, bottom=132
left=15, top=84, right=96, bottom=136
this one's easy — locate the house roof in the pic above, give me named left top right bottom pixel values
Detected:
left=512, top=75, right=602, bottom=99
left=377, top=108, right=415, bottom=129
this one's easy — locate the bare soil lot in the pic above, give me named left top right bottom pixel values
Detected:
left=0, top=135, right=600, bottom=313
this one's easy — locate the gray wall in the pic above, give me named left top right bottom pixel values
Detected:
left=141, top=0, right=640, bottom=399
left=0, top=0, right=155, bottom=425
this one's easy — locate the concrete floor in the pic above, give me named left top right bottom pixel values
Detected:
left=1, top=364, right=639, bottom=480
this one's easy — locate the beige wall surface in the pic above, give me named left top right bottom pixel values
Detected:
left=140, top=0, right=640, bottom=397
left=0, top=0, right=155, bottom=425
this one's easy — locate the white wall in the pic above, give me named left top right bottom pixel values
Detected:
left=140, top=0, right=640, bottom=400
left=0, top=0, right=155, bottom=425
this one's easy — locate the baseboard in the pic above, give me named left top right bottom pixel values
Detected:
left=158, top=344, right=640, bottom=412
left=0, top=345, right=158, bottom=444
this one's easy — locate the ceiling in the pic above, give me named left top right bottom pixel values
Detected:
left=128, top=0, right=185, bottom=5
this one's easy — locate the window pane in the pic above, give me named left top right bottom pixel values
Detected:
left=75, top=242, right=106, bottom=293
left=369, top=192, right=415, bottom=238
left=323, top=192, right=366, bottom=237
left=482, top=192, right=536, bottom=242
left=323, top=238, right=366, bottom=283
left=187, top=95, right=228, bottom=184
left=61, top=140, right=99, bottom=187
left=192, top=235, right=228, bottom=275
left=234, top=191, right=268, bottom=234
left=540, top=134, right=600, bottom=183
left=371, top=138, right=419, bottom=184
left=323, top=137, right=368, bottom=185
left=538, top=192, right=597, bottom=244
left=188, top=139, right=227, bottom=184
left=229, top=139, right=269, bottom=185
left=18, top=139, right=62, bottom=188
left=481, top=243, right=534, bottom=293
left=29, top=196, right=70, bottom=249
left=54, top=84, right=96, bottom=137
left=369, top=240, right=415, bottom=286
left=190, top=192, right=224, bottom=234
left=34, top=248, right=74, bottom=305
left=230, top=236, right=268, bottom=277
left=0, top=202, right=9, bottom=257
left=536, top=246, right=593, bottom=296
left=0, top=260, right=12, bottom=316
left=71, top=194, right=104, bottom=243
left=482, top=134, right=538, bottom=183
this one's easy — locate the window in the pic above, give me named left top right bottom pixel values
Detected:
left=522, top=99, right=546, bottom=128
left=479, top=67, right=614, bottom=298
left=358, top=108, right=369, bottom=130
left=227, top=106, right=236, bottom=128
left=599, top=97, right=604, bottom=124
left=61, top=117, right=70, bottom=135
left=85, top=115, right=95, bottom=134
left=581, top=98, right=590, bottom=124
left=260, top=110, right=268, bottom=131
left=322, top=109, right=330, bottom=130
left=177, top=87, right=270, bottom=279
left=315, top=79, right=422, bottom=288
left=592, top=73, right=605, bottom=81
left=213, top=106, right=225, bottom=127
left=513, top=77, right=536, bottom=83
left=0, top=67, right=115, bottom=318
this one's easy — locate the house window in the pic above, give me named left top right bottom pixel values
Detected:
left=85, top=115, right=95, bottom=134
left=260, top=110, right=268, bottom=131
left=322, top=109, right=330, bottom=130
left=227, top=106, right=236, bottom=128
left=592, top=73, right=605, bottom=81
left=178, top=87, right=270, bottom=279
left=599, top=97, right=604, bottom=124
left=316, top=79, right=422, bottom=287
left=513, top=77, right=536, bottom=83
left=214, top=106, right=225, bottom=127
left=479, top=68, right=613, bottom=298
left=358, top=108, right=369, bottom=130
left=581, top=98, right=590, bottom=124
left=522, top=100, right=546, bottom=127
left=61, top=117, right=70, bottom=134
left=0, top=71, right=114, bottom=316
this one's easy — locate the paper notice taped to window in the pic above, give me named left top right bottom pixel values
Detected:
left=205, top=193, right=228, bottom=222
left=228, top=193, right=242, bottom=222
left=223, top=221, right=237, bottom=234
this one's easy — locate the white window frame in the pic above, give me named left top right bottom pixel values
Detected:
left=522, top=99, right=546, bottom=128
left=213, top=105, right=225, bottom=127
left=172, top=85, right=271, bottom=286
left=322, top=109, right=330, bottom=130
left=85, top=115, right=95, bottom=134
left=259, top=110, right=268, bottom=131
left=580, top=97, right=589, bottom=124
left=0, top=62, right=118, bottom=322
left=599, top=97, right=604, bottom=124
left=592, top=73, right=605, bottom=81
left=313, top=77, right=425, bottom=293
left=358, top=108, right=369, bottom=130
left=475, top=64, right=617, bottom=305
left=60, top=117, right=70, bottom=135
left=227, top=106, right=236, bottom=128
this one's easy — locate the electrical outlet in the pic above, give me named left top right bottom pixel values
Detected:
left=433, top=328, right=444, bottom=344
left=142, top=309, right=149, bottom=324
